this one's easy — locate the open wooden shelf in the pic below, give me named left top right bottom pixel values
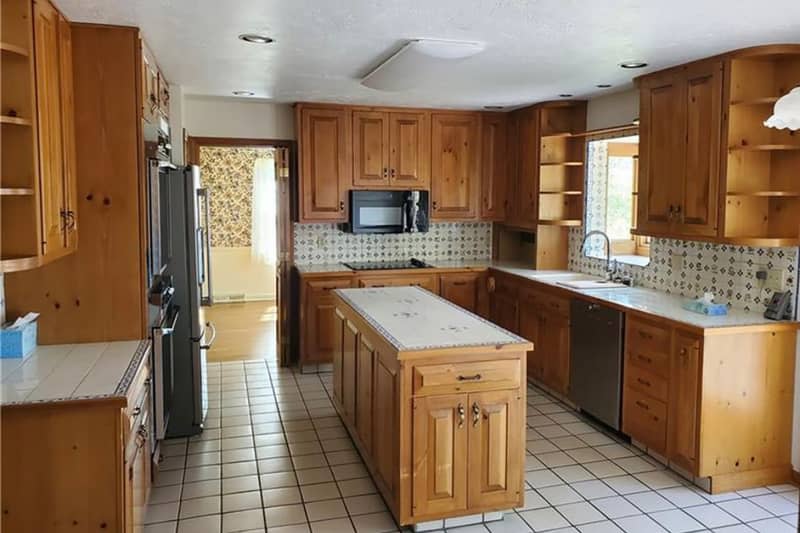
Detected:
left=540, top=161, right=584, bottom=167
left=0, top=187, right=34, bottom=196
left=537, top=219, right=582, bottom=227
left=729, top=96, right=780, bottom=106
left=727, top=191, right=800, bottom=198
left=728, top=144, right=800, bottom=152
left=0, top=41, right=28, bottom=56
left=541, top=132, right=574, bottom=139
left=0, top=256, right=40, bottom=273
left=539, top=190, right=583, bottom=195
left=0, top=115, right=32, bottom=126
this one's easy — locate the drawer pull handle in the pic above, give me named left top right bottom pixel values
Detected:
left=635, top=400, right=650, bottom=411
left=636, top=354, right=653, bottom=364
left=472, top=402, right=481, bottom=427
left=637, top=377, right=651, bottom=387
left=638, top=331, right=653, bottom=340
left=132, top=407, right=142, bottom=416
left=457, top=404, right=465, bottom=428
left=457, top=374, right=482, bottom=381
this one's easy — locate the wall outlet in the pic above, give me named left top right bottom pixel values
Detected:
left=670, top=254, right=684, bottom=271
left=765, top=268, right=786, bottom=291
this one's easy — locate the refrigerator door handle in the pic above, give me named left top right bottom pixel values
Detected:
left=200, top=321, right=217, bottom=350
left=198, top=188, right=213, bottom=306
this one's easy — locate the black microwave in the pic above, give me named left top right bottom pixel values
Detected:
left=345, top=190, right=429, bottom=234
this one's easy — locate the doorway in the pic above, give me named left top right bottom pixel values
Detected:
left=187, top=137, right=294, bottom=366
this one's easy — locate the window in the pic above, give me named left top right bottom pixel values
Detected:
left=584, top=131, right=650, bottom=265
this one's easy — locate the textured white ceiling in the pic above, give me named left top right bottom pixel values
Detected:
left=56, top=0, right=800, bottom=109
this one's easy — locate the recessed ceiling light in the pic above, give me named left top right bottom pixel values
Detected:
left=559, top=94, right=573, bottom=98
left=484, top=105, right=504, bottom=110
left=232, top=90, right=255, bottom=96
left=620, top=61, right=648, bottom=69
left=596, top=84, right=613, bottom=88
left=238, top=34, right=274, bottom=44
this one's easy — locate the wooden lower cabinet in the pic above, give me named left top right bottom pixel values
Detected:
left=489, top=273, right=519, bottom=333
left=539, top=310, right=570, bottom=396
left=439, top=272, right=482, bottom=314
left=623, top=316, right=798, bottom=492
left=331, top=293, right=529, bottom=526
left=300, top=276, right=354, bottom=366
left=1, top=350, right=152, bottom=532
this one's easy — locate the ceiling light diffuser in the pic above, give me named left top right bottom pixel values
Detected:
left=239, top=34, right=274, bottom=44
left=764, top=87, right=800, bottom=130
left=233, top=90, right=255, bottom=96
left=361, top=39, right=486, bottom=91
left=620, top=61, right=648, bottom=69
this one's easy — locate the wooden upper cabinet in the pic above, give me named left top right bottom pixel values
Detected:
left=467, top=389, right=523, bottom=508
left=298, top=106, right=351, bottom=222
left=480, top=113, right=508, bottom=221
left=638, top=60, right=723, bottom=238
left=389, top=111, right=429, bottom=188
left=514, top=108, right=539, bottom=228
left=353, top=110, right=390, bottom=187
left=33, top=0, right=75, bottom=261
left=680, top=60, right=722, bottom=237
left=668, top=331, right=701, bottom=472
left=639, top=69, right=686, bottom=234
left=431, top=113, right=479, bottom=220
left=57, top=13, right=77, bottom=250
left=412, top=393, right=468, bottom=517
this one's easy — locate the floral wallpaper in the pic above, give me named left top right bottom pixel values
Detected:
left=199, top=146, right=274, bottom=247
left=293, top=222, right=492, bottom=264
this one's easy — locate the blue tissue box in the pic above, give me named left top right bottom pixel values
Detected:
left=0, top=320, right=37, bottom=358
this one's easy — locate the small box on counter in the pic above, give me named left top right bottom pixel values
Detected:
left=0, top=312, right=39, bottom=359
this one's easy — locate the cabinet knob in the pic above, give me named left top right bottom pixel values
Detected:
left=390, top=168, right=396, bottom=178
left=457, top=404, right=465, bottom=428
left=432, top=201, right=438, bottom=210
left=339, top=201, right=345, bottom=211
left=472, top=402, right=480, bottom=427
left=383, top=167, right=388, bottom=178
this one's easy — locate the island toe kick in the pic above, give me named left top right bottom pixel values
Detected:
left=330, top=286, right=534, bottom=527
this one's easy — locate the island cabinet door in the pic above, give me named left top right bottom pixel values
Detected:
left=668, top=331, right=701, bottom=473
left=373, top=356, right=399, bottom=495
left=413, top=394, right=468, bottom=517
left=342, top=320, right=359, bottom=422
left=356, top=336, right=375, bottom=453
left=332, top=309, right=345, bottom=408
left=467, top=389, right=524, bottom=508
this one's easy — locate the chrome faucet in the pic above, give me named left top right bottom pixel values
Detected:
left=580, top=230, right=616, bottom=279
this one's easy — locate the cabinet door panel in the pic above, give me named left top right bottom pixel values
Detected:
left=480, top=113, right=508, bottom=220
left=333, top=309, right=345, bottom=408
left=518, top=294, right=542, bottom=380
left=342, top=320, right=358, bottom=422
left=540, top=311, right=570, bottom=395
left=468, top=389, right=523, bottom=508
left=412, top=393, right=468, bottom=517
left=681, top=61, right=722, bottom=237
left=431, top=114, right=479, bottom=219
left=515, top=108, right=539, bottom=228
left=356, top=336, right=375, bottom=453
left=352, top=111, right=389, bottom=187
left=439, top=273, right=479, bottom=313
left=390, top=112, right=429, bottom=188
left=299, top=107, right=350, bottom=221
left=373, top=356, right=398, bottom=495
left=303, top=278, right=353, bottom=364
left=669, top=332, right=701, bottom=473
left=639, top=71, right=685, bottom=233
left=490, top=292, right=518, bottom=334
left=58, top=14, right=77, bottom=250
left=34, top=0, right=67, bottom=260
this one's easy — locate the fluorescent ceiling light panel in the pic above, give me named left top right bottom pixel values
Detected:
left=361, top=39, right=486, bottom=91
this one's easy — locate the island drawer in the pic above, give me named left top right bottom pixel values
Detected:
left=626, top=317, right=670, bottom=377
left=624, top=362, right=668, bottom=402
left=412, top=360, right=521, bottom=395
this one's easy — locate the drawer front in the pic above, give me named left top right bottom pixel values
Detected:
left=538, top=292, right=570, bottom=316
left=307, top=278, right=354, bottom=299
left=625, top=363, right=668, bottom=402
left=358, top=274, right=438, bottom=292
left=413, top=360, right=521, bottom=396
left=126, top=349, right=151, bottom=423
left=626, top=318, right=671, bottom=377
left=623, top=387, right=667, bottom=452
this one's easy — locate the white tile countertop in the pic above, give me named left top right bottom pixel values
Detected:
left=490, top=263, right=794, bottom=330
left=0, top=340, right=149, bottom=406
left=334, top=286, right=530, bottom=351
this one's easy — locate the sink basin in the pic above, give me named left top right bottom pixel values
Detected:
left=530, top=272, right=598, bottom=282
left=557, top=279, right=628, bottom=290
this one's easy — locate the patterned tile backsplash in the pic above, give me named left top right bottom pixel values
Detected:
left=568, top=227, right=799, bottom=313
left=293, top=222, right=492, bottom=264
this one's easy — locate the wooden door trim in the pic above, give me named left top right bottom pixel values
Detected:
left=186, top=136, right=294, bottom=165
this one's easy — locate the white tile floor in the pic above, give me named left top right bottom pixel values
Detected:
left=144, top=360, right=799, bottom=533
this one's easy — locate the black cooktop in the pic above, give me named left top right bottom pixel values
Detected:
left=343, top=258, right=431, bottom=271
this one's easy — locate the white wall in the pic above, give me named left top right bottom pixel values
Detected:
left=210, top=247, right=275, bottom=302
left=169, top=84, right=185, bottom=164
left=586, top=89, right=639, bottom=131
left=183, top=95, right=295, bottom=140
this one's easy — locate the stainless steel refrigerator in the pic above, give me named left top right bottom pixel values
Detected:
left=164, top=164, right=215, bottom=438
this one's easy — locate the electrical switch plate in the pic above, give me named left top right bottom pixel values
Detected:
left=670, top=254, right=684, bottom=271
left=765, top=269, right=786, bottom=291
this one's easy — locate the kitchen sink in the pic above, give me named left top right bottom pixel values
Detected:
left=557, top=279, right=628, bottom=290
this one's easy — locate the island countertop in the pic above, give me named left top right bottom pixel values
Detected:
left=333, top=285, right=531, bottom=352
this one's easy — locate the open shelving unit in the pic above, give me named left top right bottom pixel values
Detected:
left=722, top=47, right=800, bottom=245
left=535, top=101, right=587, bottom=269
left=1, top=0, right=41, bottom=272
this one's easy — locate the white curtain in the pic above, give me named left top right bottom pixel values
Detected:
left=251, top=153, right=277, bottom=265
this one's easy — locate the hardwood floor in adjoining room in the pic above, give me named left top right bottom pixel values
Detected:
left=201, top=302, right=278, bottom=363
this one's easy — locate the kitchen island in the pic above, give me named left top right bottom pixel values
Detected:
left=331, top=286, right=533, bottom=528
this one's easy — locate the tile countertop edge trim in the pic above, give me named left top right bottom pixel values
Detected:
left=488, top=266, right=800, bottom=332
left=2, top=340, right=151, bottom=408
left=333, top=285, right=531, bottom=352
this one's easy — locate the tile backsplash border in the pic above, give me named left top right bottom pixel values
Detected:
left=568, top=227, right=799, bottom=314
left=293, top=222, right=492, bottom=264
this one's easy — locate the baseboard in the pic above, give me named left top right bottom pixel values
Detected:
left=792, top=468, right=800, bottom=486
left=709, top=465, right=792, bottom=494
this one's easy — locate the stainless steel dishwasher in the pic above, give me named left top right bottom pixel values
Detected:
left=569, top=299, right=625, bottom=430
